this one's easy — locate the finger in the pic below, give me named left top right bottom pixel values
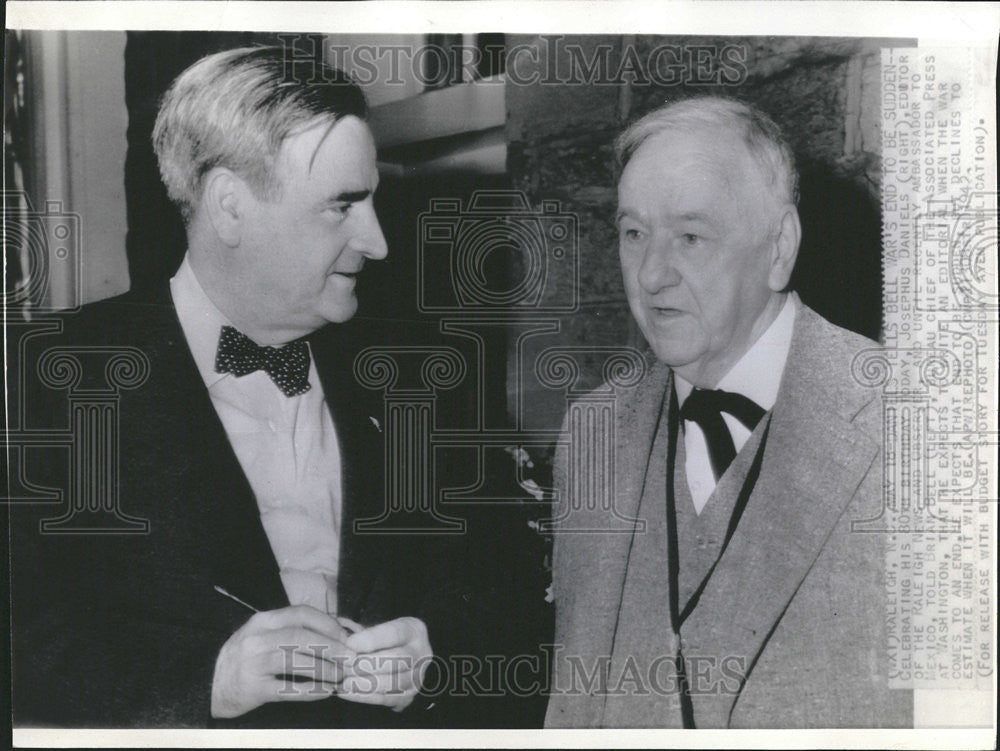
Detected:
left=266, top=648, right=347, bottom=684
left=336, top=616, right=364, bottom=635
left=344, top=618, right=416, bottom=653
left=336, top=688, right=398, bottom=707
left=263, top=677, right=339, bottom=703
left=265, top=627, right=356, bottom=664
left=338, top=672, right=416, bottom=702
left=343, top=660, right=416, bottom=692
left=344, top=650, right=419, bottom=677
left=251, top=606, right=351, bottom=642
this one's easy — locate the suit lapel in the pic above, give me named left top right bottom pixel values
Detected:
left=134, top=284, right=288, bottom=616
left=681, top=304, right=879, bottom=727
left=310, top=324, right=385, bottom=620
left=613, top=359, right=672, bottom=539
left=602, top=364, right=686, bottom=726
left=549, top=357, right=669, bottom=726
left=147, top=295, right=388, bottom=622
left=587, top=360, right=671, bottom=722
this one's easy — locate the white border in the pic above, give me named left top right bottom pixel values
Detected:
left=11, top=728, right=1000, bottom=749
left=5, top=1, right=1000, bottom=42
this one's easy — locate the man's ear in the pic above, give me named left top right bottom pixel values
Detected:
left=201, top=168, right=246, bottom=248
left=767, top=205, right=801, bottom=292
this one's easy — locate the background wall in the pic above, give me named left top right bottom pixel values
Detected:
left=16, top=30, right=129, bottom=308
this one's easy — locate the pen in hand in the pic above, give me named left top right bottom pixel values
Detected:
left=213, top=585, right=355, bottom=691
left=213, top=584, right=258, bottom=613
left=214, top=584, right=360, bottom=634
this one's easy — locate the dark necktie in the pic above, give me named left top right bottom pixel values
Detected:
left=679, top=387, right=766, bottom=480
left=214, top=325, right=311, bottom=397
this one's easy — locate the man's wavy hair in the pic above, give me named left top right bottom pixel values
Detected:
left=614, top=95, right=799, bottom=207
left=152, top=45, right=368, bottom=222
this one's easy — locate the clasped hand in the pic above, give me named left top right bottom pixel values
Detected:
left=211, top=605, right=431, bottom=718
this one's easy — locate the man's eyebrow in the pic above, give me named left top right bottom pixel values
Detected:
left=331, top=189, right=371, bottom=204
left=678, top=212, right=712, bottom=222
left=615, top=208, right=638, bottom=224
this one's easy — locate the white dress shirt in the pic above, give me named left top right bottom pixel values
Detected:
left=675, top=294, right=797, bottom=515
left=170, top=256, right=344, bottom=613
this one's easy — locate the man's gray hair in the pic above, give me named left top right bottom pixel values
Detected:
left=153, top=45, right=368, bottom=221
left=615, top=96, right=799, bottom=206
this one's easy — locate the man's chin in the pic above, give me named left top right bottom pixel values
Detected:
left=319, top=297, right=359, bottom=326
left=646, top=340, right=704, bottom=372
left=638, top=325, right=700, bottom=366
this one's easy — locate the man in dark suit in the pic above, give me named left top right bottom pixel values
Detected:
left=545, top=97, right=912, bottom=728
left=11, top=45, right=544, bottom=728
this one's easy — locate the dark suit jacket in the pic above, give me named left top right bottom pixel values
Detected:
left=10, top=283, right=547, bottom=728
left=545, top=298, right=913, bottom=728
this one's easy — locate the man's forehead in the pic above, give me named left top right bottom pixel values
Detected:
left=618, top=128, right=765, bottom=210
left=275, top=115, right=376, bottom=183
left=627, top=125, right=753, bottom=175
left=309, top=116, right=374, bottom=169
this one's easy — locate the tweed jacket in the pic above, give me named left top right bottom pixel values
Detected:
left=545, top=298, right=913, bottom=728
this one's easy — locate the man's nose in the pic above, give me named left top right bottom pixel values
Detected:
left=637, top=236, right=681, bottom=293
left=351, top=202, right=388, bottom=260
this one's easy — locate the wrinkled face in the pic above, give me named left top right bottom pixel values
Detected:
left=617, top=126, right=780, bottom=386
left=237, top=115, right=387, bottom=340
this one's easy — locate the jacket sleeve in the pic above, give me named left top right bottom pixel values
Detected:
left=9, top=509, right=223, bottom=727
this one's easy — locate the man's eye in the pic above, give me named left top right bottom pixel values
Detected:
left=681, top=233, right=700, bottom=245
left=622, top=228, right=643, bottom=242
left=327, top=203, right=352, bottom=217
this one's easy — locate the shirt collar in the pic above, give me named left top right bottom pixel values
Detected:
left=675, top=293, right=798, bottom=410
left=169, top=253, right=235, bottom=390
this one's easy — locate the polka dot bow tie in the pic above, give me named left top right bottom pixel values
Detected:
left=214, top=325, right=311, bottom=397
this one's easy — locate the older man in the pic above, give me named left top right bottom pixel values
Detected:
left=11, top=46, right=538, bottom=728
left=545, top=97, right=911, bottom=728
